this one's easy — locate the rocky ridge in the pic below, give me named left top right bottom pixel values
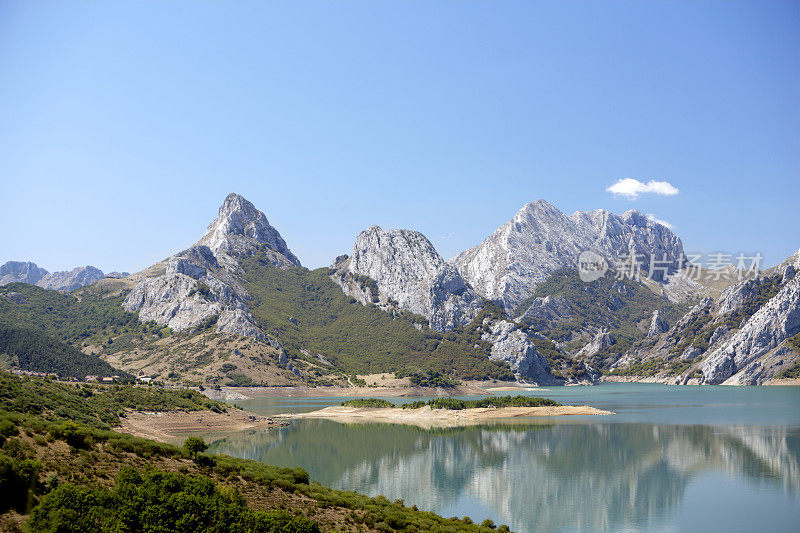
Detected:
left=452, top=200, right=689, bottom=310
left=700, top=258, right=800, bottom=385
left=0, top=261, right=110, bottom=291
left=37, top=266, right=105, bottom=291
left=331, top=225, right=581, bottom=383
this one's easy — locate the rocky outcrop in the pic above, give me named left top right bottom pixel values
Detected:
left=701, top=274, right=800, bottom=385
left=36, top=266, right=105, bottom=291
left=122, top=193, right=299, bottom=341
left=0, top=261, right=48, bottom=286
left=576, top=331, right=616, bottom=359
left=334, top=226, right=482, bottom=331
left=517, top=294, right=573, bottom=324
left=106, top=272, right=130, bottom=279
left=452, top=200, right=687, bottom=310
left=480, top=319, right=558, bottom=384
left=648, top=310, right=669, bottom=337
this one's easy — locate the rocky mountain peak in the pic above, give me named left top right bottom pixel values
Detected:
left=37, top=266, right=105, bottom=291
left=196, top=193, right=300, bottom=267
left=123, top=193, right=300, bottom=340
left=335, top=225, right=481, bottom=331
left=453, top=201, right=687, bottom=309
left=0, top=261, right=49, bottom=286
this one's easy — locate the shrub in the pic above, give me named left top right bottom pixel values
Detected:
left=340, top=398, right=394, bottom=408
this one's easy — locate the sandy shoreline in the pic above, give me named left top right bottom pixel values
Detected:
left=276, top=404, right=614, bottom=428
left=119, top=409, right=284, bottom=443
left=205, top=382, right=496, bottom=400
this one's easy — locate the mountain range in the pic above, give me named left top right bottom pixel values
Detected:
left=0, top=261, right=127, bottom=291
left=1, top=193, right=797, bottom=386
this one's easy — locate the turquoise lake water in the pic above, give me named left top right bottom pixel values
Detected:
left=208, top=384, right=800, bottom=533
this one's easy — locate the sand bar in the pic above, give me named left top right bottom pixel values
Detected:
left=276, top=404, right=614, bottom=429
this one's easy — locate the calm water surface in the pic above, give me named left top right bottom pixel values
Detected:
left=209, top=384, right=800, bottom=533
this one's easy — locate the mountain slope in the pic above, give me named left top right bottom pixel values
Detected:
left=513, top=269, right=687, bottom=371
left=122, top=193, right=299, bottom=338
left=239, top=249, right=514, bottom=380
left=612, top=251, right=800, bottom=384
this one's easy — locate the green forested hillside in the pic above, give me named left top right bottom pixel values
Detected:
left=514, top=269, right=687, bottom=357
left=0, top=282, right=163, bottom=348
left=239, top=250, right=514, bottom=381
left=0, top=324, right=127, bottom=379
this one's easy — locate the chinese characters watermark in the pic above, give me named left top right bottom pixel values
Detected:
left=577, top=251, right=762, bottom=283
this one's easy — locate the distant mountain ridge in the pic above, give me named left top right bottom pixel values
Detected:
left=0, top=261, right=108, bottom=291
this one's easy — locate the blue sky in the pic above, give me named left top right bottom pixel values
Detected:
left=1, top=0, right=798, bottom=272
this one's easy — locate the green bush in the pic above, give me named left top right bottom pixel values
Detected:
left=340, top=398, right=394, bottom=408
left=28, top=468, right=320, bottom=533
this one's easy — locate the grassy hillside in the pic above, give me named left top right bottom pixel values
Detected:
left=0, top=373, right=507, bottom=532
left=514, top=269, right=687, bottom=367
left=0, top=324, right=128, bottom=379
left=239, top=249, right=514, bottom=381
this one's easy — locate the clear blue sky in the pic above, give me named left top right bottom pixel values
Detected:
left=1, top=0, right=798, bottom=272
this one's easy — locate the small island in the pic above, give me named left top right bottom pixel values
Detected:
left=278, top=395, right=614, bottom=428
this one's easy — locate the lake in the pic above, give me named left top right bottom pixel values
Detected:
left=208, top=384, right=800, bottom=533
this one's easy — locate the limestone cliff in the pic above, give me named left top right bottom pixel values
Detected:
left=332, top=226, right=481, bottom=332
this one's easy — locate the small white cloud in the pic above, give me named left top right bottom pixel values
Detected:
left=606, top=178, right=679, bottom=200
left=646, top=213, right=675, bottom=230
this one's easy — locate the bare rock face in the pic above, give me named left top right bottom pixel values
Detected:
left=518, top=294, right=573, bottom=324
left=122, top=193, right=299, bottom=340
left=701, top=274, right=800, bottom=385
left=576, top=331, right=616, bottom=359
left=452, top=200, right=687, bottom=310
left=480, top=319, right=557, bottom=384
left=106, top=272, right=130, bottom=279
left=36, top=266, right=105, bottom=291
left=648, top=310, right=670, bottom=337
left=0, top=261, right=48, bottom=286
left=336, top=226, right=482, bottom=332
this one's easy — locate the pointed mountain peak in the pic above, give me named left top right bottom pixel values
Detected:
left=518, top=199, right=559, bottom=216
left=197, top=193, right=300, bottom=267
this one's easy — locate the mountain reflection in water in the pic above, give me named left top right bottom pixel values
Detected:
left=209, top=420, right=800, bottom=532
